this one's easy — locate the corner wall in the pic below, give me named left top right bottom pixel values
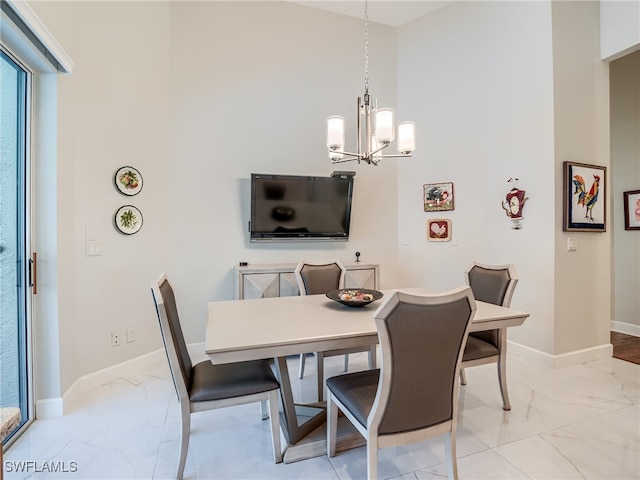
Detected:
left=397, top=1, right=556, bottom=354
left=552, top=0, right=611, bottom=357
left=611, top=50, right=640, bottom=335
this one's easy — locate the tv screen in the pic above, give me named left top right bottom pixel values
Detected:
left=250, top=173, right=354, bottom=242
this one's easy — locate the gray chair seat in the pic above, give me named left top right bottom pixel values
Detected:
left=461, top=336, right=500, bottom=362
left=190, top=360, right=280, bottom=402
left=326, top=369, right=380, bottom=428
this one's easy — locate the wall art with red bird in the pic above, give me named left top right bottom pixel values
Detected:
left=563, top=161, right=607, bottom=232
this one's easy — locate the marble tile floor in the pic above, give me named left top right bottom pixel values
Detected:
left=3, top=351, right=639, bottom=480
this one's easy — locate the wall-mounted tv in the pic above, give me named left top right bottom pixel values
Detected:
left=250, top=173, right=354, bottom=242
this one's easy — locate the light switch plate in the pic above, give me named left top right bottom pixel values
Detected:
left=86, top=240, right=102, bottom=256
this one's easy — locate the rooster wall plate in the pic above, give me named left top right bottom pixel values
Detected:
left=427, top=218, right=451, bottom=242
left=563, top=161, right=606, bottom=232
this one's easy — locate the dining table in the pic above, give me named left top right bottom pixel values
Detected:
left=205, top=288, right=530, bottom=463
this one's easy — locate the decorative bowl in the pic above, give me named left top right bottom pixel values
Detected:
left=326, top=289, right=384, bottom=308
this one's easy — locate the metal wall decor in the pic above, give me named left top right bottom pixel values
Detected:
left=501, top=177, right=528, bottom=229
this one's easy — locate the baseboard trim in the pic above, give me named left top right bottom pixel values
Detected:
left=36, top=344, right=195, bottom=419
left=35, top=349, right=166, bottom=419
left=610, top=321, right=640, bottom=337
left=508, top=340, right=613, bottom=369
left=34, top=398, right=64, bottom=419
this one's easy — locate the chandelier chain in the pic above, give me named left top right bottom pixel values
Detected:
left=364, top=0, right=369, bottom=95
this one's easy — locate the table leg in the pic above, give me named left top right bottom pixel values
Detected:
left=273, top=356, right=326, bottom=445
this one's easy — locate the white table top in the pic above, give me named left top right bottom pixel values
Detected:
left=206, top=289, right=529, bottom=364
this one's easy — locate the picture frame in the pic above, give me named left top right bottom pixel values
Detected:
left=623, top=189, right=640, bottom=230
left=563, top=161, right=606, bottom=232
left=114, top=166, right=143, bottom=196
left=424, top=182, right=454, bottom=212
left=427, top=218, right=451, bottom=242
left=114, top=205, right=143, bottom=235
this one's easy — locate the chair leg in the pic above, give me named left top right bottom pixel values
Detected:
left=298, top=353, right=306, bottom=379
left=368, top=345, right=377, bottom=369
left=177, top=402, right=191, bottom=480
left=497, top=328, right=511, bottom=410
left=316, top=352, right=325, bottom=402
left=267, top=390, right=283, bottom=463
left=366, top=435, right=378, bottom=480
left=260, top=400, right=268, bottom=420
left=497, top=354, right=511, bottom=410
left=444, top=430, right=459, bottom=480
left=459, top=368, right=467, bottom=385
left=343, top=354, right=349, bottom=372
left=326, top=392, right=338, bottom=457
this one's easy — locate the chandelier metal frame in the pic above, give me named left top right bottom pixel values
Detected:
left=326, top=0, right=415, bottom=165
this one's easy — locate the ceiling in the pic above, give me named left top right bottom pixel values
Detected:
left=292, top=1, right=452, bottom=27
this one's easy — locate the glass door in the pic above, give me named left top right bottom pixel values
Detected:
left=0, top=48, right=32, bottom=445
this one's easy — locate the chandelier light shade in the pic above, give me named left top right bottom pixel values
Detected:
left=397, top=121, right=416, bottom=153
left=326, top=0, right=416, bottom=165
left=374, top=108, right=394, bottom=143
left=326, top=116, right=345, bottom=150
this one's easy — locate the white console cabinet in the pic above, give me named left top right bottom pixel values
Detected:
left=235, top=262, right=380, bottom=300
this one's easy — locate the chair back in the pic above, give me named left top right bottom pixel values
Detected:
left=370, top=287, right=476, bottom=436
left=465, top=262, right=517, bottom=347
left=151, top=273, right=192, bottom=402
left=465, top=262, right=518, bottom=308
left=294, top=259, right=346, bottom=295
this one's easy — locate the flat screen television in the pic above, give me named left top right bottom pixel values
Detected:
left=250, top=173, right=354, bottom=242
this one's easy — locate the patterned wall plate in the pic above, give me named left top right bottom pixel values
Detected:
left=114, top=205, right=143, bottom=235
left=114, top=166, right=143, bottom=196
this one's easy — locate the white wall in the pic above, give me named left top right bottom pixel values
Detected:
left=166, top=1, right=400, bottom=343
left=30, top=0, right=173, bottom=396
left=396, top=1, right=556, bottom=353
left=601, top=0, right=640, bottom=60
left=29, top=1, right=400, bottom=398
left=611, top=50, right=640, bottom=333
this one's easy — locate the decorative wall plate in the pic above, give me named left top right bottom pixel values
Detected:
left=114, top=166, right=143, bottom=196
left=114, top=205, right=143, bottom=235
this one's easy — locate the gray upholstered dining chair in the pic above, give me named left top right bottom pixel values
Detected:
left=326, top=287, right=476, bottom=480
left=461, top=262, right=518, bottom=410
left=150, top=273, right=282, bottom=479
left=295, top=259, right=377, bottom=402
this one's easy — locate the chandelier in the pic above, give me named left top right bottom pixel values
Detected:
left=326, top=0, right=416, bottom=165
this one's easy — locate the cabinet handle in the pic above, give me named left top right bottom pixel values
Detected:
left=29, top=252, right=37, bottom=295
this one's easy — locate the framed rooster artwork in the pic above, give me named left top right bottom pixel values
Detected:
left=563, top=161, right=607, bottom=232
left=427, top=218, right=451, bottom=241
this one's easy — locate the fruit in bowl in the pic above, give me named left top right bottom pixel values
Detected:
left=339, top=290, right=374, bottom=302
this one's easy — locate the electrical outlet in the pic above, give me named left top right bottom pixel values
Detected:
left=111, top=332, right=121, bottom=347
left=126, top=328, right=136, bottom=343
